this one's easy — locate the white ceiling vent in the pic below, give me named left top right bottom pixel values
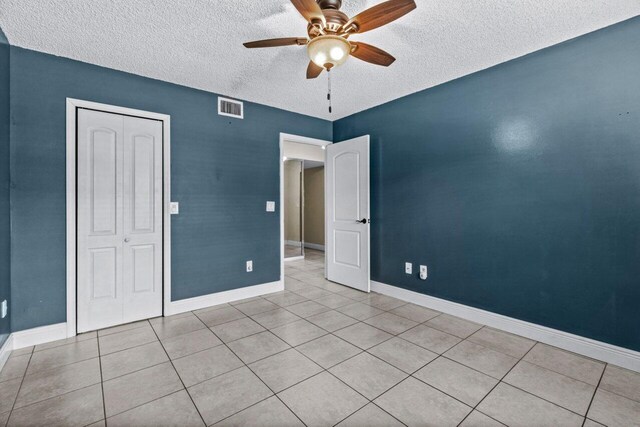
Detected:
left=218, top=97, right=243, bottom=119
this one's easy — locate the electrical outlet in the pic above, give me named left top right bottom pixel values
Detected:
left=169, top=202, right=179, bottom=215
left=405, top=262, right=412, bottom=274
left=246, top=260, right=253, bottom=272
left=420, top=265, right=428, bottom=280
left=266, top=201, right=275, bottom=212
left=1, top=300, right=7, bottom=319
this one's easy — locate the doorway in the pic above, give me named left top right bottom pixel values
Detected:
left=66, top=99, right=172, bottom=337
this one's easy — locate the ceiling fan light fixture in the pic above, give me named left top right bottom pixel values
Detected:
left=307, top=35, right=350, bottom=69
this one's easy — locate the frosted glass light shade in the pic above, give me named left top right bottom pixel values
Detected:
left=307, top=35, right=350, bottom=69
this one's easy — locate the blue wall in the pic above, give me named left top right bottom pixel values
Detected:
left=0, top=28, right=10, bottom=346
left=9, top=47, right=331, bottom=331
left=334, top=17, right=640, bottom=351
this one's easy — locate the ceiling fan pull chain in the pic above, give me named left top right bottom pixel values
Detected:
left=327, top=68, right=332, bottom=114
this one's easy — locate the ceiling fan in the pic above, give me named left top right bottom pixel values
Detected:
left=243, top=0, right=417, bottom=79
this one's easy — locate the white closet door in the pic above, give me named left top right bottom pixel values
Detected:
left=325, top=135, right=370, bottom=292
left=77, top=109, right=162, bottom=332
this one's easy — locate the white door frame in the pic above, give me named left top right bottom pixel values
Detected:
left=66, top=98, right=171, bottom=338
left=279, top=133, right=331, bottom=281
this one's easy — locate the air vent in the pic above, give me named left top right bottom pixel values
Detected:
left=218, top=97, right=244, bottom=119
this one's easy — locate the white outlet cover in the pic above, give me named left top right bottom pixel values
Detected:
left=405, top=262, right=412, bottom=274
left=1, top=300, right=7, bottom=319
left=169, top=202, right=179, bottom=215
left=266, top=201, right=275, bottom=212
left=246, top=260, right=253, bottom=272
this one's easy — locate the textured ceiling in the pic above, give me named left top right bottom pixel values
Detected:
left=0, top=1, right=638, bottom=120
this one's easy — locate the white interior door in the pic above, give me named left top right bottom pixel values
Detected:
left=77, top=109, right=163, bottom=332
left=325, top=135, right=370, bottom=292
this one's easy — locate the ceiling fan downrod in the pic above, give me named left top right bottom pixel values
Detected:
left=327, top=68, right=332, bottom=114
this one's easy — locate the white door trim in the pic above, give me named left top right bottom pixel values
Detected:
left=66, top=98, right=171, bottom=338
left=279, top=133, right=331, bottom=281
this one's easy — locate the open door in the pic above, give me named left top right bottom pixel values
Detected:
left=325, top=135, right=370, bottom=292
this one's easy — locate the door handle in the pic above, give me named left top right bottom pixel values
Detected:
left=356, top=218, right=369, bottom=224
left=124, top=237, right=130, bottom=243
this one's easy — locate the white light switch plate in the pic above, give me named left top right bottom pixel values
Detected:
left=169, top=202, right=179, bottom=215
left=266, top=201, right=275, bottom=212
left=405, top=262, right=412, bottom=274
left=1, top=300, right=7, bottom=319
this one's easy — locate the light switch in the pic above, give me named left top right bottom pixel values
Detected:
left=266, top=201, right=275, bottom=212
left=170, top=202, right=179, bottom=215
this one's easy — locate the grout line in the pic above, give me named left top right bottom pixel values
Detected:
left=148, top=321, right=208, bottom=427
left=4, top=347, right=35, bottom=424
left=96, top=333, right=108, bottom=425
left=581, top=363, right=607, bottom=426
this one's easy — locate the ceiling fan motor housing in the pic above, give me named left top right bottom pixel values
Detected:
left=317, top=0, right=342, bottom=10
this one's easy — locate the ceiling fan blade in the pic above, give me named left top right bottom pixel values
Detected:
left=290, top=0, right=326, bottom=25
left=346, top=0, right=416, bottom=34
left=306, top=61, right=324, bottom=79
left=351, top=42, right=396, bottom=66
left=243, top=38, right=307, bottom=48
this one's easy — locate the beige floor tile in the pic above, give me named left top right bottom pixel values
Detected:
left=270, top=319, right=327, bottom=346
left=215, top=396, right=303, bottom=426
left=101, top=341, right=169, bottom=380
left=389, top=303, right=440, bottom=323
left=0, top=354, right=30, bottom=383
left=15, top=358, right=101, bottom=409
left=27, top=339, right=98, bottom=375
left=599, top=364, right=640, bottom=402
left=0, top=378, right=21, bottom=414
left=249, top=348, right=322, bottom=392
left=337, top=302, right=385, bottom=321
left=108, top=390, right=203, bottom=427
left=368, top=337, right=438, bottom=374
left=467, top=327, right=535, bottom=358
left=334, top=322, right=393, bottom=350
left=264, top=291, right=308, bottom=307
left=251, top=308, right=301, bottom=329
left=234, top=298, right=279, bottom=316
left=296, top=334, right=362, bottom=369
left=98, top=325, right=158, bottom=355
left=414, top=357, right=498, bottom=406
left=477, top=383, right=583, bottom=427
left=34, top=332, right=96, bottom=352
left=286, top=300, right=331, bottom=318
left=278, top=372, right=368, bottom=427
left=173, top=345, right=243, bottom=387
left=195, top=305, right=246, bottom=327
left=588, top=388, right=640, bottom=427
left=583, top=419, right=606, bottom=427
left=9, top=346, right=33, bottom=358
left=425, top=314, right=483, bottom=339
left=150, top=313, right=206, bottom=340
left=375, top=377, right=472, bottom=426
left=523, top=343, right=605, bottom=386
left=503, top=361, right=595, bottom=414
left=399, top=325, right=461, bottom=354
left=7, top=384, right=103, bottom=427
left=334, top=287, right=370, bottom=300
left=188, top=366, right=273, bottom=426
left=364, top=312, right=419, bottom=335
left=103, top=362, right=183, bottom=417
left=98, top=320, right=149, bottom=337
left=314, top=293, right=354, bottom=309
left=161, top=328, right=222, bottom=359
left=210, top=316, right=266, bottom=342
left=227, top=331, right=290, bottom=364
left=459, top=411, right=504, bottom=427
left=444, top=340, right=518, bottom=379
left=292, top=286, right=333, bottom=300
left=330, top=352, right=407, bottom=400
left=305, top=310, right=358, bottom=332
left=336, top=403, right=404, bottom=427
left=360, top=294, right=406, bottom=311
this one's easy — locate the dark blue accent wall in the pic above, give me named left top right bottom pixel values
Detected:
left=0, top=27, right=10, bottom=347
left=334, top=17, right=640, bottom=351
left=9, top=47, right=331, bottom=331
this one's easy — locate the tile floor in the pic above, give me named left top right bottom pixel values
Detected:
left=1, top=249, right=639, bottom=426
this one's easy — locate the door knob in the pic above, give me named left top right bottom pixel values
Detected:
left=124, top=237, right=130, bottom=243
left=356, top=218, right=368, bottom=224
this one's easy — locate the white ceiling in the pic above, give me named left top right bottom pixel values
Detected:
left=0, top=1, right=638, bottom=120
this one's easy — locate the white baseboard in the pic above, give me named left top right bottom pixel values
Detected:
left=12, top=322, right=68, bottom=350
left=304, top=242, right=325, bottom=251
left=0, top=334, right=13, bottom=372
left=285, top=240, right=302, bottom=247
left=372, top=281, right=640, bottom=373
left=166, top=280, right=284, bottom=316
left=284, top=256, right=305, bottom=262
